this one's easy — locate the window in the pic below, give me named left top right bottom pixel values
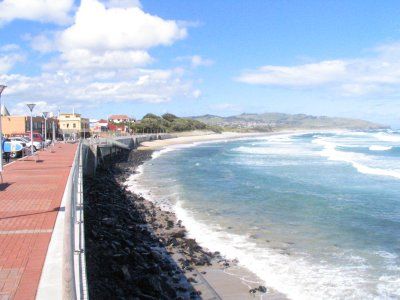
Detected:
left=66, top=123, right=69, bottom=128
left=73, top=123, right=76, bottom=128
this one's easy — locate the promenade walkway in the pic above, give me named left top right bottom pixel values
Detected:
left=0, top=143, right=77, bottom=300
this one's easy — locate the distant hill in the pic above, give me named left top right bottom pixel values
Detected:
left=190, top=113, right=388, bottom=131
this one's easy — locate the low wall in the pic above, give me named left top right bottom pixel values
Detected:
left=82, top=133, right=176, bottom=176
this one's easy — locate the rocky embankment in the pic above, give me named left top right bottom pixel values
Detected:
left=84, top=150, right=236, bottom=299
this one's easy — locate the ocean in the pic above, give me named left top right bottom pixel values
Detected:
left=126, top=130, right=400, bottom=299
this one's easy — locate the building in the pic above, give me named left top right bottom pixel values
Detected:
left=108, top=114, right=131, bottom=124
left=58, top=113, right=90, bottom=138
left=1, top=115, right=58, bottom=139
left=108, top=123, right=128, bottom=133
left=91, top=119, right=109, bottom=133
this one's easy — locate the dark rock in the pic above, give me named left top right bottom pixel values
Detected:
left=258, top=285, right=267, bottom=293
left=249, top=288, right=257, bottom=294
left=171, top=229, right=186, bottom=238
left=121, top=265, right=131, bottom=281
left=84, top=149, right=213, bottom=299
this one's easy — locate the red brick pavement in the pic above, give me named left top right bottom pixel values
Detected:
left=0, top=143, right=77, bottom=300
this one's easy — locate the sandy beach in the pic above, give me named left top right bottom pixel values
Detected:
left=138, top=131, right=269, bottom=151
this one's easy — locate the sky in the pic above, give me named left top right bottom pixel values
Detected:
left=1, top=0, right=400, bottom=127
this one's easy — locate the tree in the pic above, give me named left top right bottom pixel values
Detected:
left=162, top=113, right=178, bottom=122
left=142, top=113, right=160, bottom=120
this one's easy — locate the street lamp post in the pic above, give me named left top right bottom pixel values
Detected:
left=0, top=85, right=6, bottom=173
left=52, top=121, right=56, bottom=144
left=27, top=104, right=36, bottom=157
left=42, top=112, right=49, bottom=149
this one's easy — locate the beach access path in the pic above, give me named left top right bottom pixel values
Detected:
left=0, top=143, right=77, bottom=300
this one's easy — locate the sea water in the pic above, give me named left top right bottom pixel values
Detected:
left=126, top=130, right=400, bottom=299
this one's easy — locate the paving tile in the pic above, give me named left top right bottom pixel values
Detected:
left=0, top=144, right=77, bottom=299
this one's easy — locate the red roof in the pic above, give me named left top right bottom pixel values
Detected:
left=97, top=119, right=108, bottom=123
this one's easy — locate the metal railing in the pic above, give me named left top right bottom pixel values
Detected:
left=63, top=141, right=89, bottom=299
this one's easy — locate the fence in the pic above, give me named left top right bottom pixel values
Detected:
left=63, top=141, right=89, bottom=299
left=59, top=134, right=175, bottom=298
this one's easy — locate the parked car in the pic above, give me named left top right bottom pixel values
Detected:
left=10, top=136, right=42, bottom=151
left=25, top=131, right=44, bottom=143
left=3, top=139, right=30, bottom=158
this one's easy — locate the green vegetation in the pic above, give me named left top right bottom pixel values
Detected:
left=130, top=113, right=222, bottom=133
left=191, top=112, right=387, bottom=131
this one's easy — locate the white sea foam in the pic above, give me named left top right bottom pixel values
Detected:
left=233, top=146, right=309, bottom=156
left=173, top=201, right=378, bottom=300
left=313, top=138, right=400, bottom=180
left=124, top=134, right=400, bottom=300
left=369, top=145, right=393, bottom=151
left=374, top=132, right=400, bottom=142
left=129, top=176, right=400, bottom=299
left=151, top=147, right=175, bottom=159
left=234, top=140, right=314, bottom=157
left=126, top=167, right=176, bottom=212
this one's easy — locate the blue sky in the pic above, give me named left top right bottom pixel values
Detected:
left=1, top=0, right=400, bottom=127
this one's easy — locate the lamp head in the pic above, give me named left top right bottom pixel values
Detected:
left=42, top=111, right=49, bottom=119
left=0, top=85, right=6, bottom=95
left=26, top=103, right=36, bottom=112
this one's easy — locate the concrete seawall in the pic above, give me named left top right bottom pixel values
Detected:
left=82, top=134, right=176, bottom=176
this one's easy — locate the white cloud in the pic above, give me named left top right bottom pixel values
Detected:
left=0, top=67, right=198, bottom=109
left=104, top=0, right=142, bottom=9
left=176, top=55, right=214, bottom=68
left=0, top=0, right=74, bottom=26
left=13, top=101, right=58, bottom=116
left=0, top=46, right=25, bottom=73
left=0, top=44, right=20, bottom=52
left=60, top=49, right=152, bottom=69
left=192, top=89, right=202, bottom=98
left=0, top=54, right=24, bottom=73
left=28, top=33, right=57, bottom=54
left=0, top=0, right=199, bottom=113
left=237, top=60, right=347, bottom=86
left=190, top=55, right=214, bottom=68
left=52, top=0, right=188, bottom=72
left=59, top=0, right=186, bottom=52
left=237, top=43, right=400, bottom=96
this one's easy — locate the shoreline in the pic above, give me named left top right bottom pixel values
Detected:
left=124, top=150, right=285, bottom=299
left=83, top=149, right=286, bottom=299
left=137, top=128, right=350, bottom=151
left=131, top=132, right=290, bottom=299
left=83, top=129, right=400, bottom=299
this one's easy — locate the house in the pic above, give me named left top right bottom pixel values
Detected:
left=91, top=119, right=109, bottom=132
left=58, top=113, right=90, bottom=138
left=108, top=123, right=128, bottom=133
left=108, top=114, right=131, bottom=124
